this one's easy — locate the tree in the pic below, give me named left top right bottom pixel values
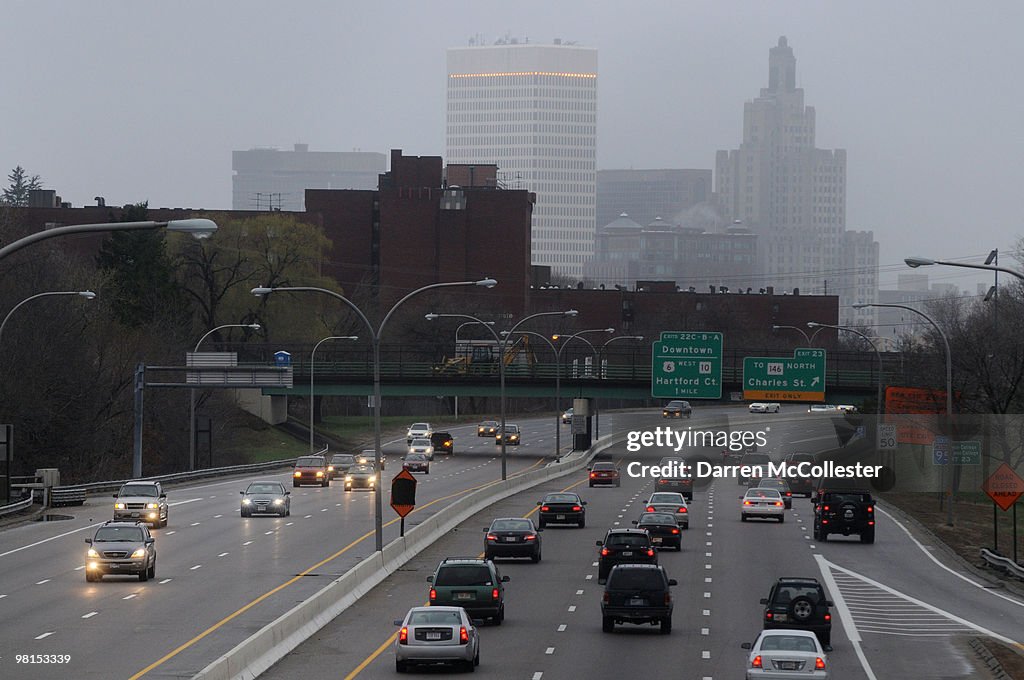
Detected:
left=2, top=166, right=43, bottom=206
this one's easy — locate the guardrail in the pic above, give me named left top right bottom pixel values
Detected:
left=0, top=492, right=35, bottom=517
left=980, top=548, right=1024, bottom=580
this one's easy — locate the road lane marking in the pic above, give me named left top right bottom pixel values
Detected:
left=35, top=632, right=54, bottom=640
left=169, top=498, right=203, bottom=507
left=557, top=624, right=566, bottom=631
left=35, top=579, right=49, bottom=585
left=702, top=651, right=710, bottom=659
left=159, top=579, right=171, bottom=584
left=217, top=552, right=229, bottom=557
left=190, top=522, right=200, bottom=527
left=545, top=647, right=555, bottom=654
left=533, top=674, right=543, bottom=680
left=702, top=609, right=710, bottom=616
left=166, top=531, right=176, bottom=535
left=74, top=566, right=85, bottom=571
left=568, top=605, right=576, bottom=612
left=0, top=524, right=95, bottom=558
left=242, top=541, right=253, bottom=546
left=576, top=589, right=584, bottom=595
left=82, top=612, right=98, bottom=619
left=190, top=565, right=202, bottom=570
left=123, top=594, right=137, bottom=600
left=701, top=627, right=709, bottom=635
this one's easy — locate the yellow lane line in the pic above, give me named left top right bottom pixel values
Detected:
left=130, top=457, right=546, bottom=679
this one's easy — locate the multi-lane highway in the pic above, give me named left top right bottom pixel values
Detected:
left=1, top=407, right=1021, bottom=680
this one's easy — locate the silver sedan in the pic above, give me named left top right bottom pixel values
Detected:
left=394, top=606, right=480, bottom=673
left=742, top=629, right=829, bottom=679
left=645, top=492, right=690, bottom=528
left=240, top=481, right=290, bottom=517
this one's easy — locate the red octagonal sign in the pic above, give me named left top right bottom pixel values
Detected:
left=983, top=463, right=1024, bottom=512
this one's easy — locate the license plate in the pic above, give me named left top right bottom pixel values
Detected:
left=130, top=512, right=140, bottom=518
left=778, top=661, right=799, bottom=670
left=622, top=551, right=633, bottom=556
left=426, top=632, right=442, bottom=640
left=628, top=598, right=645, bottom=606
left=556, top=514, right=565, bottom=520
left=652, top=537, right=663, bottom=544
left=774, top=613, right=788, bottom=622
left=504, top=537, right=517, bottom=542
left=456, top=593, right=473, bottom=600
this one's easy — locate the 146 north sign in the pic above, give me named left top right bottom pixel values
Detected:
left=743, top=348, right=826, bottom=402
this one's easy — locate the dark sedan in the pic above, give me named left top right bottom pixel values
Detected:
left=483, top=517, right=542, bottom=562
left=632, top=512, right=682, bottom=551
left=757, top=478, right=794, bottom=509
left=537, top=492, right=587, bottom=528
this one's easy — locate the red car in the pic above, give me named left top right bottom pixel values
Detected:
left=589, top=462, right=621, bottom=487
left=293, top=455, right=330, bottom=488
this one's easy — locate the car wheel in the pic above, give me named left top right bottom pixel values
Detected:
left=474, top=646, right=480, bottom=666
left=322, top=479, right=330, bottom=487
left=532, top=549, right=541, bottom=563
left=484, top=551, right=493, bottom=561
left=241, top=508, right=250, bottom=518
left=820, top=530, right=828, bottom=542
left=578, top=517, right=586, bottom=528
left=395, top=659, right=407, bottom=673
left=589, top=482, right=594, bottom=487
left=779, top=515, right=785, bottom=523
left=789, top=596, right=815, bottom=622
left=293, top=481, right=299, bottom=488
left=495, top=605, right=504, bottom=625
left=139, top=568, right=149, bottom=582
left=741, top=514, right=747, bottom=522
left=602, top=616, right=614, bottom=633
left=426, top=469, right=430, bottom=475
left=85, top=571, right=98, bottom=583
left=465, top=658, right=476, bottom=673
left=147, top=560, right=156, bottom=580
left=537, top=519, right=545, bottom=529
left=615, top=480, right=621, bottom=487
left=861, top=530, right=875, bottom=544
left=660, top=617, right=672, bottom=634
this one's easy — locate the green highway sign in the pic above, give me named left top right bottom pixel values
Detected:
left=952, top=440, right=981, bottom=465
left=651, top=331, right=722, bottom=399
left=743, top=348, right=826, bottom=402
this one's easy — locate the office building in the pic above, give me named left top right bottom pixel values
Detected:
left=232, top=144, right=385, bottom=212
left=446, top=39, right=597, bottom=278
left=596, top=169, right=712, bottom=230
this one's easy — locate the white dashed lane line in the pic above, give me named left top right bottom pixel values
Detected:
left=35, top=579, right=50, bottom=585
left=218, top=552, right=229, bottom=557
left=82, top=611, right=98, bottom=619
left=190, top=564, right=202, bottom=570
left=243, top=540, right=253, bottom=546
left=122, top=594, right=137, bottom=600
left=159, top=578, right=172, bottom=584
left=35, top=632, right=54, bottom=640
left=557, top=624, right=567, bottom=631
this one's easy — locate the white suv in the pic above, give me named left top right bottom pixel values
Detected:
left=406, top=422, right=432, bottom=444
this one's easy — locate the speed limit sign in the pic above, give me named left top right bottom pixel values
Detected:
left=878, top=424, right=897, bottom=450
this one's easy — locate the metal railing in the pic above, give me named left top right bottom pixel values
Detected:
left=0, top=492, right=35, bottom=517
left=980, top=547, right=1024, bottom=580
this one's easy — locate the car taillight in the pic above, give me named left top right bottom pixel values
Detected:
left=824, top=613, right=831, bottom=622
left=679, top=507, right=687, bottom=513
left=603, top=592, right=609, bottom=604
left=765, top=611, right=773, bottom=620
left=815, top=657, right=826, bottom=670
left=751, top=655, right=762, bottom=668
left=429, top=588, right=437, bottom=601
left=744, top=501, right=752, bottom=505
left=525, top=534, right=537, bottom=541
left=868, top=506, right=874, bottom=513
left=868, top=521, right=875, bottom=526
left=823, top=505, right=830, bottom=511
left=399, top=626, right=408, bottom=644
left=572, top=506, right=582, bottom=512
left=491, top=588, right=499, bottom=600
left=664, top=592, right=671, bottom=605
left=460, top=626, right=469, bottom=644
left=646, top=549, right=655, bottom=557
left=647, top=506, right=656, bottom=512
left=486, top=534, right=498, bottom=541
left=601, top=548, right=610, bottom=556
left=671, top=528, right=680, bottom=534
left=541, top=506, right=550, bottom=512
left=786, top=492, right=791, bottom=496
left=775, top=501, right=783, bottom=507
left=822, top=519, right=829, bottom=524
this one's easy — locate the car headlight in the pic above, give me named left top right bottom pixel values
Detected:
left=273, top=498, right=284, bottom=505
left=131, top=548, right=147, bottom=559
left=146, top=502, right=159, bottom=509
left=87, top=548, right=99, bottom=558
left=242, top=499, right=251, bottom=505
left=345, top=475, right=353, bottom=481
left=114, top=502, right=126, bottom=510
left=294, top=471, right=302, bottom=477
left=328, top=466, right=334, bottom=472
left=315, top=471, right=324, bottom=477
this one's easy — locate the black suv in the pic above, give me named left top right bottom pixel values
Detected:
left=427, top=558, right=509, bottom=624
left=760, top=577, right=833, bottom=648
left=431, top=431, right=454, bottom=455
left=601, top=564, right=677, bottom=634
left=814, top=488, right=875, bottom=543
left=596, top=528, right=657, bottom=583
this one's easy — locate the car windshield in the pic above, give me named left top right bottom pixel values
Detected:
left=331, top=455, right=355, bottom=464
left=760, top=634, right=818, bottom=652
left=411, top=439, right=431, bottom=447
left=608, top=568, right=664, bottom=590
left=741, top=454, right=771, bottom=466
left=94, top=526, right=144, bottom=542
left=491, top=519, right=532, bottom=531
left=481, top=421, right=497, bottom=427
left=434, top=565, right=492, bottom=587
left=592, top=463, right=615, bottom=471
left=406, top=454, right=426, bottom=461
left=828, top=493, right=871, bottom=504
left=787, top=454, right=815, bottom=464
left=545, top=494, right=579, bottom=503
left=503, top=426, right=519, bottom=433
left=350, top=465, right=374, bottom=474
left=774, top=585, right=824, bottom=605
left=119, top=485, right=158, bottom=497
left=411, top=423, right=429, bottom=430
left=296, top=457, right=324, bottom=467
left=606, top=534, right=650, bottom=547
left=246, top=483, right=283, bottom=494
left=639, top=513, right=676, bottom=525
left=409, top=610, right=462, bottom=626
left=759, top=480, right=789, bottom=490
left=746, top=489, right=782, bottom=499
left=667, top=401, right=684, bottom=407
left=649, top=493, right=683, bottom=504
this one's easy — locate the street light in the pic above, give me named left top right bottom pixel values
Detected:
left=807, top=322, right=884, bottom=415
left=594, top=335, right=644, bottom=439
left=0, top=218, right=217, bottom=261
left=189, top=323, right=261, bottom=470
left=553, top=328, right=614, bottom=458
left=854, top=301, right=955, bottom=525
left=905, top=255, right=1024, bottom=282
left=772, top=324, right=826, bottom=346
left=429, top=310, right=576, bottom=480
left=253, top=277, right=497, bottom=552
left=309, top=335, right=359, bottom=452
left=0, top=290, right=97, bottom=347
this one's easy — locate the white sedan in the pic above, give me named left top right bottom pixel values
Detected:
left=742, top=629, right=829, bottom=679
left=741, top=488, right=786, bottom=523
left=749, top=402, right=781, bottom=413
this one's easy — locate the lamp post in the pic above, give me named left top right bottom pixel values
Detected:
left=772, top=324, right=826, bottom=346
left=429, top=310, right=576, bottom=480
left=253, top=278, right=497, bottom=553
left=452, top=320, right=495, bottom=417
left=0, top=290, right=97, bottom=347
left=594, top=335, right=644, bottom=439
left=0, top=218, right=217, bottom=261
left=188, top=323, right=261, bottom=470
left=807, top=323, right=884, bottom=415
left=905, top=255, right=1024, bottom=283
left=309, top=335, right=359, bottom=453
left=854, top=301, right=955, bottom=525
left=553, top=328, right=614, bottom=458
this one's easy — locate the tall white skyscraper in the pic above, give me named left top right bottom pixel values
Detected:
left=446, top=40, right=597, bottom=278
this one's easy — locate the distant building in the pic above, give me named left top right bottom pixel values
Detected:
left=715, top=37, right=878, bottom=327
left=232, top=144, right=385, bottom=212
left=446, top=39, right=597, bottom=278
left=583, top=213, right=757, bottom=289
left=842, top=230, right=879, bottom=328
left=596, top=169, right=712, bottom=231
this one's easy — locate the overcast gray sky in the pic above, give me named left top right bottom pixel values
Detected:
left=4, top=1, right=1021, bottom=291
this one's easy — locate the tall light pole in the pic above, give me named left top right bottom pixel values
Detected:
left=772, top=324, right=827, bottom=346
left=0, top=218, right=217, bottom=261
left=594, top=335, right=644, bottom=438
left=188, top=323, right=261, bottom=470
left=452, top=320, right=495, bottom=417
left=905, top=255, right=1024, bottom=283
left=253, top=278, right=497, bottom=552
left=429, top=310, right=576, bottom=480
left=309, top=335, right=359, bottom=453
left=553, top=328, right=614, bottom=458
left=0, top=290, right=96, bottom=347
left=854, top=302, right=955, bottom=525
left=807, top=322, right=884, bottom=415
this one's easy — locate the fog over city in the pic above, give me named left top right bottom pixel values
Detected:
left=3, top=0, right=1021, bottom=290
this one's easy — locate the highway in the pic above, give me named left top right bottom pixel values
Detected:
left=261, top=413, right=1024, bottom=680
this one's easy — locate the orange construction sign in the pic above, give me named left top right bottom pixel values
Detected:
left=884, top=386, right=948, bottom=445
left=983, top=463, right=1024, bottom=512
left=390, top=468, right=417, bottom=518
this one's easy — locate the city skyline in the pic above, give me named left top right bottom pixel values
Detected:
left=3, top=1, right=1022, bottom=295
